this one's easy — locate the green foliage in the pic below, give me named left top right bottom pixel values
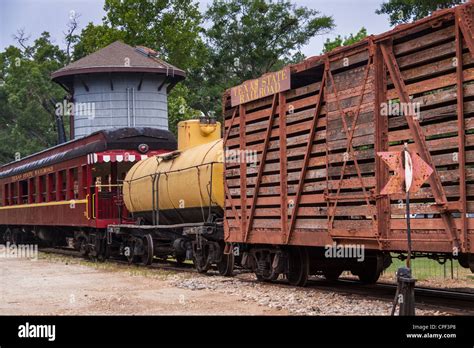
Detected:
left=198, top=0, right=334, bottom=120
left=0, top=33, right=67, bottom=164
left=167, top=84, right=202, bottom=135
left=102, top=0, right=206, bottom=70
left=376, top=0, right=463, bottom=26
left=323, top=28, right=368, bottom=53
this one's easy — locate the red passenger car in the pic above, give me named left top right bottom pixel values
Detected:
left=0, top=127, right=176, bottom=255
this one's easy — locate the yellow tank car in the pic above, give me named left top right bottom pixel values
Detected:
left=123, top=119, right=224, bottom=224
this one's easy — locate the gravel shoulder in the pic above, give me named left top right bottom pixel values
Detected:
left=0, top=253, right=452, bottom=315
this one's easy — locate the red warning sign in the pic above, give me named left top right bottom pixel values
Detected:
left=377, top=150, right=433, bottom=195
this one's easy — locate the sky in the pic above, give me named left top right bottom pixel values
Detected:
left=0, top=0, right=392, bottom=58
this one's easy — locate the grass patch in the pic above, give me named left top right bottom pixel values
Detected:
left=38, top=252, right=183, bottom=280
left=385, top=255, right=474, bottom=282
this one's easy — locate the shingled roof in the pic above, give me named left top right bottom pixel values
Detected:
left=51, top=41, right=186, bottom=89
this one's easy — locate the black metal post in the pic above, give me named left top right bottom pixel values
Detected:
left=406, top=190, right=412, bottom=269
left=391, top=147, right=416, bottom=316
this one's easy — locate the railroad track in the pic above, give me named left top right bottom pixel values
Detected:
left=38, top=247, right=474, bottom=314
left=306, top=278, right=474, bottom=315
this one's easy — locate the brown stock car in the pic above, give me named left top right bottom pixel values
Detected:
left=223, top=3, right=474, bottom=285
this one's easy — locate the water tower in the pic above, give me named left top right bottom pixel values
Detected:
left=51, top=41, right=185, bottom=139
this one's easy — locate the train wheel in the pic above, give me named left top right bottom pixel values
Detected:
left=175, top=254, right=186, bottom=265
left=287, top=247, right=309, bottom=287
left=217, top=252, right=234, bottom=277
left=193, top=246, right=211, bottom=274
left=78, top=237, right=89, bottom=258
left=256, top=272, right=279, bottom=282
left=11, top=229, right=23, bottom=245
left=140, top=234, right=154, bottom=266
left=3, top=228, right=12, bottom=244
left=194, top=260, right=210, bottom=273
left=356, top=259, right=381, bottom=284
left=95, top=237, right=107, bottom=262
left=126, top=253, right=138, bottom=264
left=254, top=252, right=280, bottom=282
left=358, top=270, right=380, bottom=284
left=323, top=269, right=343, bottom=282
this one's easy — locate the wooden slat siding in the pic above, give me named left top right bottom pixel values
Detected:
left=239, top=104, right=247, bottom=241
left=222, top=158, right=471, bottom=191
left=381, top=41, right=460, bottom=247
left=286, top=69, right=327, bottom=244
left=245, top=94, right=279, bottom=242
left=226, top=185, right=474, bottom=210
left=394, top=25, right=455, bottom=55
left=223, top=3, right=474, bottom=253
left=226, top=179, right=474, bottom=201
left=325, top=49, right=376, bottom=226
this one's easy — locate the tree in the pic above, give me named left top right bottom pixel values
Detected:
left=376, top=0, right=464, bottom=26
left=197, top=0, right=334, bottom=120
left=0, top=32, right=67, bottom=164
left=102, top=0, right=206, bottom=71
left=323, top=27, right=368, bottom=53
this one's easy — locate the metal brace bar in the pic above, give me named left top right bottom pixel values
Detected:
left=455, top=5, right=474, bottom=59
left=224, top=181, right=240, bottom=224
left=279, top=93, right=289, bottom=241
left=223, top=108, right=238, bottom=146
left=374, top=42, right=390, bottom=241
left=456, top=19, right=468, bottom=251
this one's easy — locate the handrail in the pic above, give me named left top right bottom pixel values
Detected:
left=93, top=184, right=124, bottom=188
left=85, top=194, right=90, bottom=220
left=92, top=193, right=96, bottom=219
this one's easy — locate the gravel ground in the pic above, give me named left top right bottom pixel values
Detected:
left=0, top=255, right=283, bottom=315
left=0, top=253, right=451, bottom=316
left=172, top=273, right=449, bottom=316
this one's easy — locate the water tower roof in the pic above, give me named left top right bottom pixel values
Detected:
left=51, top=41, right=186, bottom=90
